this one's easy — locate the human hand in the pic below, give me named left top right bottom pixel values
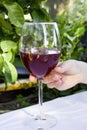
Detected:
left=29, top=60, right=87, bottom=90
left=29, top=74, right=37, bottom=82
left=43, top=60, right=82, bottom=90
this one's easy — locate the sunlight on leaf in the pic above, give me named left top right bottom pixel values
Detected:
left=3, top=61, right=18, bottom=84
left=3, top=1, right=24, bottom=27
left=1, top=40, right=18, bottom=53
left=2, top=51, right=13, bottom=62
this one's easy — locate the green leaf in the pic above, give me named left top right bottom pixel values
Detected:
left=0, top=13, right=13, bottom=34
left=3, top=61, right=17, bottom=83
left=75, top=27, right=85, bottom=37
left=3, top=2, right=24, bottom=27
left=0, top=54, right=4, bottom=72
left=29, top=0, right=45, bottom=8
left=0, top=40, right=18, bottom=53
left=64, top=33, right=76, bottom=43
left=31, top=8, right=50, bottom=22
left=2, top=51, right=13, bottom=62
left=15, top=27, right=22, bottom=36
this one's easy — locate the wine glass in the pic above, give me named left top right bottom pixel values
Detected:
left=20, top=22, right=61, bottom=129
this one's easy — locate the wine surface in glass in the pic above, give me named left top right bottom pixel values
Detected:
left=20, top=47, right=61, bottom=79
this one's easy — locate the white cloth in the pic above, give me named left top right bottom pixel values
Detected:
left=0, top=91, right=87, bottom=130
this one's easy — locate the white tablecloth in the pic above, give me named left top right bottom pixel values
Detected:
left=0, top=91, right=87, bottom=130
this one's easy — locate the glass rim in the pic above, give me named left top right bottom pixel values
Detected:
left=24, top=21, right=57, bottom=25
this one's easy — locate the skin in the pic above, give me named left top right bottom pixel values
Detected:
left=29, top=60, right=87, bottom=91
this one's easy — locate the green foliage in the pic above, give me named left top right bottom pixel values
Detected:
left=55, top=0, right=87, bottom=61
left=0, top=54, right=4, bottom=72
left=0, top=0, right=87, bottom=88
left=16, top=94, right=30, bottom=107
left=0, top=0, right=50, bottom=85
left=52, top=0, right=87, bottom=96
left=3, top=1, right=24, bottom=27
left=1, top=40, right=18, bottom=53
left=4, top=61, right=17, bottom=83
left=0, top=39, right=18, bottom=85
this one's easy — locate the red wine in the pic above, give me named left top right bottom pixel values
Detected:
left=20, top=48, right=61, bottom=79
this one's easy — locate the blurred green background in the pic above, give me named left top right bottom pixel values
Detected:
left=0, top=0, right=87, bottom=97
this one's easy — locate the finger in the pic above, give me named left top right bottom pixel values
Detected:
left=43, top=73, right=62, bottom=84
left=29, top=74, right=37, bottom=82
left=54, top=60, right=75, bottom=74
left=54, top=66, right=63, bottom=74
left=56, top=75, right=78, bottom=91
left=47, top=79, right=63, bottom=89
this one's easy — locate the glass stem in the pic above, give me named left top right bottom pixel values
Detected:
left=38, top=80, right=43, bottom=119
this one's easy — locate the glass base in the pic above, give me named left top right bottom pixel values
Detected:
left=24, top=113, right=57, bottom=129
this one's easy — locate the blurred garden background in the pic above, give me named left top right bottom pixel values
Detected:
left=0, top=0, right=87, bottom=113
